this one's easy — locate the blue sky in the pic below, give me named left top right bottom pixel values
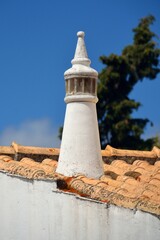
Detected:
left=0, top=0, right=160, bottom=147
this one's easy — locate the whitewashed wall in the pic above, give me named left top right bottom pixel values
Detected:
left=0, top=172, right=159, bottom=240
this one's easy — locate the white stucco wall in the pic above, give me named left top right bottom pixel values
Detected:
left=0, top=171, right=159, bottom=240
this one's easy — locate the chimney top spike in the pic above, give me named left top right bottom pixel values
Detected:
left=64, top=31, right=98, bottom=79
left=71, top=31, right=91, bottom=66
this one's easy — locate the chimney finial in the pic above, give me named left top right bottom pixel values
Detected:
left=71, top=31, right=91, bottom=66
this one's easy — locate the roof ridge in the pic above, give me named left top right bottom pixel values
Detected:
left=0, top=142, right=160, bottom=164
left=0, top=142, right=59, bottom=162
left=103, top=145, right=160, bottom=164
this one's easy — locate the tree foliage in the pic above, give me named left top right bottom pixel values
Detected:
left=97, top=15, right=160, bottom=150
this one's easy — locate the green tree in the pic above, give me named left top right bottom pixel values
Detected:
left=97, top=15, right=160, bottom=150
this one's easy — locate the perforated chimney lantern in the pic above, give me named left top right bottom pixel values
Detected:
left=56, top=31, right=103, bottom=179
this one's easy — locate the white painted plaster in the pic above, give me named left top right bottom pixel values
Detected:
left=0, top=172, right=159, bottom=240
left=64, top=94, right=98, bottom=104
left=57, top=31, right=103, bottom=178
left=57, top=101, right=103, bottom=178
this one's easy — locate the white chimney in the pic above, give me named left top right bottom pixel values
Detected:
left=56, top=31, right=103, bottom=179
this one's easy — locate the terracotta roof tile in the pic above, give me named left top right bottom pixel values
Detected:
left=100, top=176, right=122, bottom=188
left=0, top=146, right=15, bottom=156
left=8, top=142, right=59, bottom=161
left=155, top=161, right=160, bottom=167
left=11, top=142, right=58, bottom=155
left=149, top=178, right=160, bottom=188
left=109, top=193, right=139, bottom=209
left=153, top=173, right=160, bottom=180
left=136, top=200, right=160, bottom=215
left=152, top=146, right=160, bottom=158
left=131, top=166, right=148, bottom=175
left=124, top=177, right=140, bottom=186
left=106, top=145, right=157, bottom=159
left=0, top=144, right=160, bottom=216
left=42, top=158, right=58, bottom=167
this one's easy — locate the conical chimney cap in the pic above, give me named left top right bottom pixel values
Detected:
left=71, top=31, right=91, bottom=66
left=64, top=31, right=98, bottom=79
